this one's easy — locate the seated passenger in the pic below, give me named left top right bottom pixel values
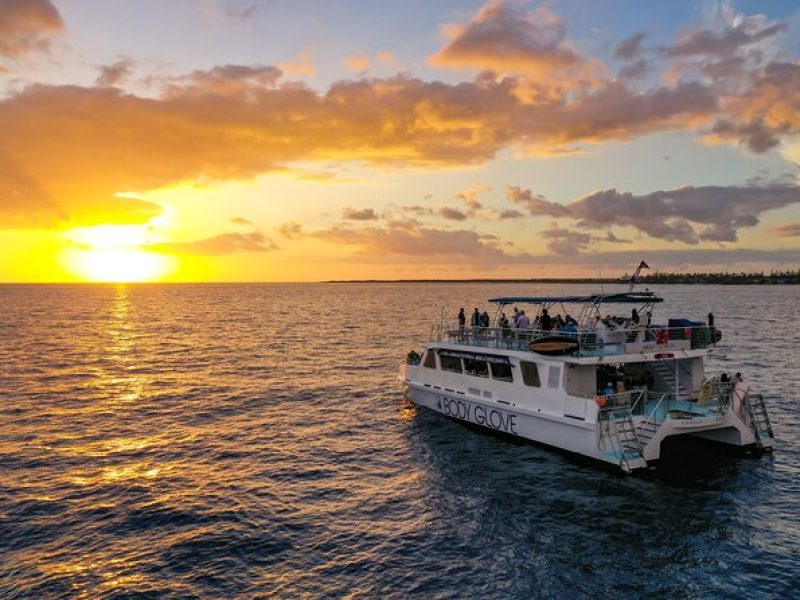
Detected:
left=561, top=321, right=577, bottom=333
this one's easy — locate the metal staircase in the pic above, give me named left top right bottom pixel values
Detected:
left=742, top=393, right=775, bottom=448
left=603, top=407, right=645, bottom=472
left=652, top=360, right=691, bottom=399
left=635, top=420, right=659, bottom=446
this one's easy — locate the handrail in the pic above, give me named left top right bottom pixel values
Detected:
left=433, top=322, right=716, bottom=354
left=641, top=392, right=670, bottom=432
left=740, top=393, right=761, bottom=442
left=596, top=389, right=644, bottom=411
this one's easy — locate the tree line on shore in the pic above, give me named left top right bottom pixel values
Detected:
left=327, top=270, right=800, bottom=284
left=636, top=270, right=800, bottom=284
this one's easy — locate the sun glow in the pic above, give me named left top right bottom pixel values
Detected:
left=64, top=225, right=176, bottom=282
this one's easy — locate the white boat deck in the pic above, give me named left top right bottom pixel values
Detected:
left=432, top=323, right=717, bottom=359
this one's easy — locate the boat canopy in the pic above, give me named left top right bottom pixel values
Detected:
left=489, top=292, right=663, bottom=305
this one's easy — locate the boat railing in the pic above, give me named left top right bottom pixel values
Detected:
left=596, top=390, right=644, bottom=412
left=431, top=322, right=718, bottom=354
left=697, top=379, right=734, bottom=410
left=641, top=392, right=671, bottom=430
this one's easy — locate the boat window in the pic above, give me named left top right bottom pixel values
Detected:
left=490, top=362, right=513, bottom=382
left=422, top=350, right=437, bottom=369
left=520, top=361, right=541, bottom=387
left=464, top=358, right=489, bottom=378
left=548, top=366, right=562, bottom=388
left=439, top=353, right=462, bottom=373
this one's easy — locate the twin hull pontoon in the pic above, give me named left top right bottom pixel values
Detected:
left=399, top=291, right=775, bottom=473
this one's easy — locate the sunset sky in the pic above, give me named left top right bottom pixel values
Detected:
left=1, top=0, right=799, bottom=282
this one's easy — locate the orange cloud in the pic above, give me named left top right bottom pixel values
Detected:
left=769, top=223, right=800, bottom=238
left=148, top=230, right=278, bottom=255
left=506, top=182, right=800, bottom=244
left=428, top=0, right=582, bottom=81
left=342, top=207, right=378, bottom=221
left=709, top=62, right=800, bottom=153
left=96, top=59, right=135, bottom=87
left=0, top=0, right=63, bottom=59
left=377, top=52, right=399, bottom=68
left=344, top=53, right=371, bottom=73
left=2, top=54, right=792, bottom=231
left=309, top=220, right=800, bottom=270
left=280, top=50, right=315, bottom=76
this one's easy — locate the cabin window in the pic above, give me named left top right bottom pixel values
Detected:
left=565, top=364, right=596, bottom=396
left=547, top=366, right=562, bottom=389
left=464, top=358, right=489, bottom=378
left=520, top=361, right=541, bottom=387
left=422, top=350, right=437, bottom=369
left=490, top=362, right=513, bottom=382
left=439, top=353, right=462, bottom=373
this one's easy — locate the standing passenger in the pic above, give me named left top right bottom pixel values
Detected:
left=540, top=308, right=552, bottom=331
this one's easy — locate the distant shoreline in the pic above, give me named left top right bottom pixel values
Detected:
left=323, top=274, right=800, bottom=285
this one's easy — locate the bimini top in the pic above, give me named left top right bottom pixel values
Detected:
left=489, top=292, right=663, bottom=305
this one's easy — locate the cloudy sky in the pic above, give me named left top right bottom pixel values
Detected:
left=1, top=0, right=799, bottom=281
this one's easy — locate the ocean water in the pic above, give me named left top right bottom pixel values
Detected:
left=1, top=283, right=798, bottom=599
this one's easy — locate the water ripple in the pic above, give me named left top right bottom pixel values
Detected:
left=0, top=283, right=797, bottom=598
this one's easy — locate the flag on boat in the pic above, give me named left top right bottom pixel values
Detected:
left=638, top=260, right=650, bottom=269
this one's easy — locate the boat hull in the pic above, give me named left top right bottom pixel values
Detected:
left=405, top=382, right=646, bottom=472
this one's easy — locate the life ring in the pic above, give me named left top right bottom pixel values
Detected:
left=594, top=395, right=607, bottom=407
left=655, top=328, right=669, bottom=344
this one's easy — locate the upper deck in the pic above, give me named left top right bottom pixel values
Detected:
left=430, top=322, right=717, bottom=361
left=434, top=289, right=717, bottom=362
left=430, top=324, right=717, bottom=358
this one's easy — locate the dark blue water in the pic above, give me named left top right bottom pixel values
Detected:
left=1, top=283, right=798, bottom=598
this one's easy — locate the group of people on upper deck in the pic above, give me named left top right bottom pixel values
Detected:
left=457, top=305, right=650, bottom=337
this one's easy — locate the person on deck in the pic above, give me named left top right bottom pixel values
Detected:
left=517, top=310, right=530, bottom=330
left=733, top=372, right=743, bottom=383
left=501, top=313, right=511, bottom=339
left=458, top=308, right=466, bottom=331
left=540, top=308, right=552, bottom=331
left=471, top=308, right=481, bottom=340
left=480, top=310, right=490, bottom=329
left=631, top=308, right=640, bottom=325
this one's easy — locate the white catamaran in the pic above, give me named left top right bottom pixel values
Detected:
left=399, top=267, right=775, bottom=473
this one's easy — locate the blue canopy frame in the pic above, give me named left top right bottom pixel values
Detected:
left=488, top=292, right=663, bottom=305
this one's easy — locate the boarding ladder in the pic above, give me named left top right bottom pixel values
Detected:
left=602, top=406, right=645, bottom=472
left=742, top=393, right=775, bottom=449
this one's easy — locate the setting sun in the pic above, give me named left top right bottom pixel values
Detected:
left=66, top=247, right=174, bottom=282
left=63, top=225, right=175, bottom=282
